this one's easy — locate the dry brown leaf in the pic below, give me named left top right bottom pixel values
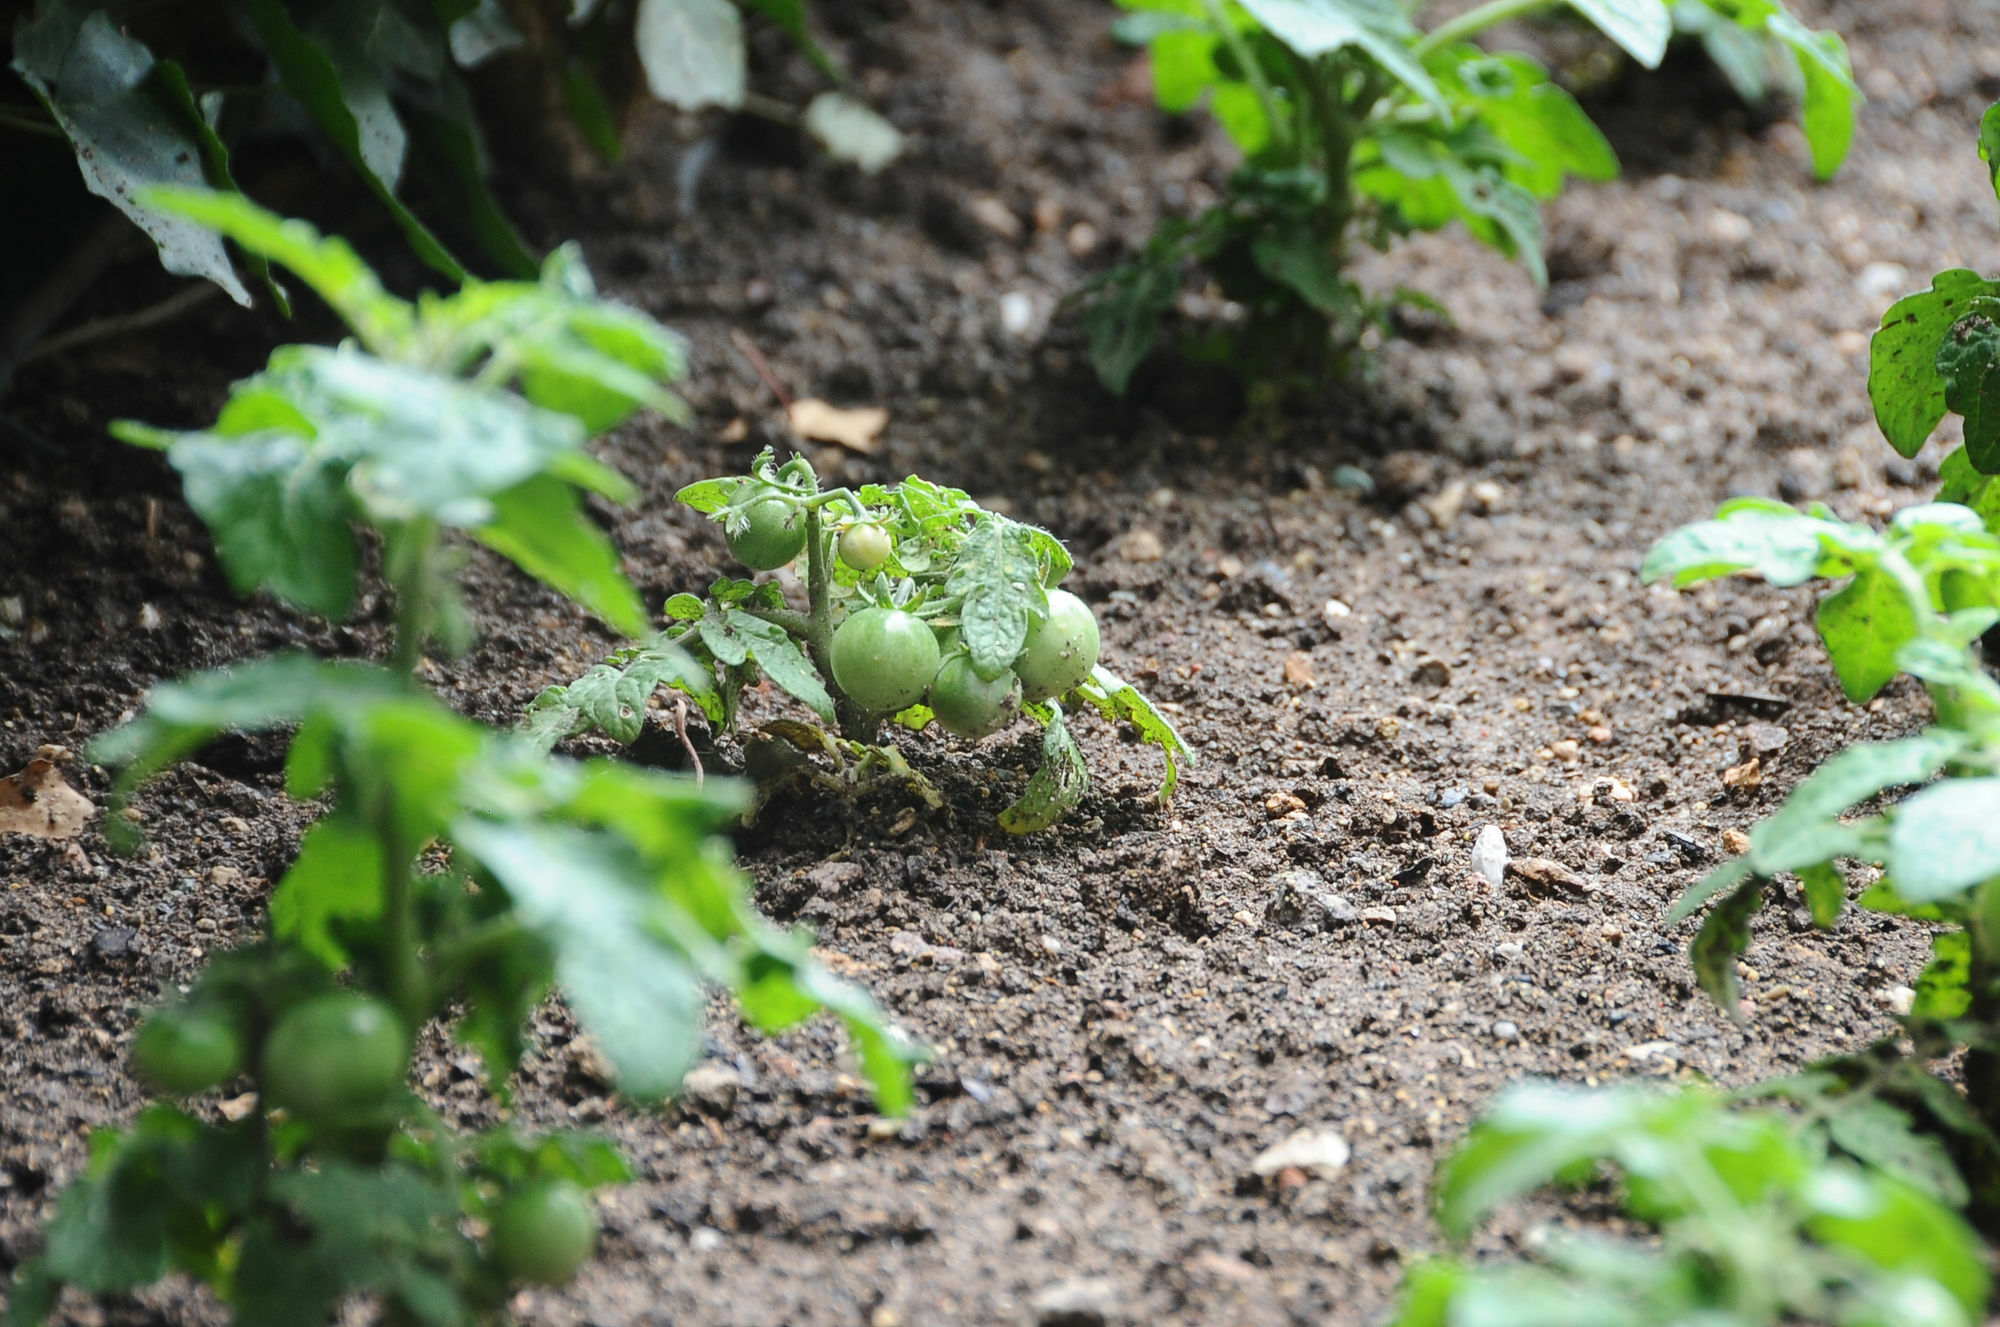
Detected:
left=0, top=755, right=95, bottom=840
left=788, top=398, right=888, bottom=454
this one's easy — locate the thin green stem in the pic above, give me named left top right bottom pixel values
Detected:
left=1411, top=0, right=1554, bottom=59
left=0, top=106, right=62, bottom=137
left=1202, top=0, right=1294, bottom=158
left=741, top=604, right=811, bottom=636
left=801, top=505, right=875, bottom=741
left=386, top=520, right=438, bottom=679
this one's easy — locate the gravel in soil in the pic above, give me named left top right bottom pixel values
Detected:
left=2, top=1, right=1995, bottom=1323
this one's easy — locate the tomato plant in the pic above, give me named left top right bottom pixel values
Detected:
left=527, top=450, right=1191, bottom=834
left=1082, top=0, right=1856, bottom=392
left=3, top=194, right=914, bottom=1327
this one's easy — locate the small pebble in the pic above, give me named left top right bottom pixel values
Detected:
left=1470, top=825, right=1509, bottom=886
left=1492, top=1021, right=1521, bottom=1042
left=1492, top=941, right=1524, bottom=962
left=689, top=1227, right=726, bottom=1253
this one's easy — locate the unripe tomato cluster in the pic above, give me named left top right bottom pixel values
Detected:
left=830, top=588, right=1101, bottom=733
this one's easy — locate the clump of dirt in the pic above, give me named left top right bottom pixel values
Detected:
left=4, top=1, right=1997, bottom=1323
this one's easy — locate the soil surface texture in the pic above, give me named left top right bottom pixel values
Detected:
left=3, top=1, right=1996, bottom=1324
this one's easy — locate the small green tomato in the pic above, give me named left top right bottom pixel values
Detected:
left=726, top=498, right=806, bottom=570
left=491, top=1180, right=599, bottom=1286
left=838, top=523, right=893, bottom=572
left=262, top=994, right=409, bottom=1121
left=928, top=654, right=1022, bottom=740
left=1014, top=589, right=1100, bottom=703
left=831, top=607, right=940, bottom=714
left=132, top=1007, right=243, bottom=1096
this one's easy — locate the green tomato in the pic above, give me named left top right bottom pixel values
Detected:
left=726, top=498, right=806, bottom=571
left=831, top=607, right=940, bottom=714
left=1014, top=589, right=1100, bottom=703
left=928, top=654, right=1021, bottom=740
left=838, top=523, right=893, bottom=572
left=491, top=1180, right=599, bottom=1286
left=132, top=1007, right=243, bottom=1096
left=262, top=994, right=409, bottom=1120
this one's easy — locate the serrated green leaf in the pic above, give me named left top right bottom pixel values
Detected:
left=1936, top=309, right=2000, bottom=472
left=12, top=6, right=252, bottom=306
left=1798, top=860, right=1847, bottom=928
left=999, top=704, right=1089, bottom=833
left=1913, top=930, right=1973, bottom=1021
left=732, top=612, right=836, bottom=724
left=1564, top=0, right=1671, bottom=68
left=1817, top=565, right=1921, bottom=702
left=947, top=519, right=1048, bottom=681
left=1641, top=504, right=1834, bottom=587
left=241, top=0, right=464, bottom=281
left=1076, top=664, right=1192, bottom=800
left=269, top=813, right=385, bottom=969
left=1886, top=778, right=2000, bottom=903
left=1981, top=100, right=2000, bottom=205
left=453, top=819, right=705, bottom=1099
left=474, top=475, right=648, bottom=639
left=1763, top=10, right=1858, bottom=180
left=168, top=432, right=359, bottom=619
left=1239, top=0, right=1441, bottom=112
left=1079, top=246, right=1183, bottom=393
left=1870, top=271, right=2000, bottom=458
left=1823, top=1096, right=1969, bottom=1208
left=1452, top=55, right=1618, bottom=199
left=675, top=478, right=738, bottom=514
left=1691, top=876, right=1764, bottom=1020
left=1746, top=733, right=1965, bottom=875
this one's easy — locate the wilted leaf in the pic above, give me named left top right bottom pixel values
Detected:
left=0, top=754, right=95, bottom=840
left=801, top=93, right=904, bottom=173
left=787, top=398, right=888, bottom=453
left=634, top=0, right=745, bottom=110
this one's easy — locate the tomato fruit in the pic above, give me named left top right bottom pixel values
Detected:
left=132, top=1007, right=242, bottom=1095
left=1014, top=589, right=1100, bottom=702
left=491, top=1180, right=599, bottom=1285
left=838, top=523, right=893, bottom=572
left=262, top=994, right=409, bottom=1120
left=928, top=654, right=1021, bottom=739
left=831, top=607, right=940, bottom=713
left=726, top=498, right=806, bottom=570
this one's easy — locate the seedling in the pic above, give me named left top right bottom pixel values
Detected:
left=1869, top=101, right=2000, bottom=528
left=527, top=451, right=1190, bottom=833
left=1393, top=1082, right=1988, bottom=1326
left=1083, top=0, right=1855, bottom=392
left=3, top=193, right=914, bottom=1325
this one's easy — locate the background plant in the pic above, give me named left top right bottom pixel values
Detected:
left=526, top=450, right=1191, bottom=834
left=1869, top=100, right=2000, bottom=530
left=1392, top=1082, right=1988, bottom=1327
left=1081, top=0, right=1856, bottom=392
left=3, top=189, right=913, bottom=1325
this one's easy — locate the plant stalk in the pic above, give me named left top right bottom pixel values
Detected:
left=1202, top=0, right=1294, bottom=158
left=800, top=505, right=877, bottom=741
left=1412, top=0, right=1555, bottom=58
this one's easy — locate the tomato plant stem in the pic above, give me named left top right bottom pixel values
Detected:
left=1202, top=0, right=1293, bottom=157
left=801, top=504, right=878, bottom=742
left=1411, top=0, right=1554, bottom=59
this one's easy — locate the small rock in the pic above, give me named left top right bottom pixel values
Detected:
left=1030, top=1276, right=1123, bottom=1327
left=1507, top=857, right=1594, bottom=896
left=218, top=1092, right=259, bottom=1121
left=998, top=290, right=1038, bottom=338
left=208, top=865, right=243, bottom=887
left=1065, top=222, right=1099, bottom=257
left=1742, top=723, right=1789, bottom=756
left=1470, top=826, right=1509, bottom=887
left=1438, top=787, right=1469, bottom=808
left=1373, top=451, right=1439, bottom=503
left=689, top=1227, right=726, bottom=1253
left=1492, top=1020, right=1521, bottom=1042
left=1492, top=941, right=1524, bottom=963
left=680, top=1064, right=742, bottom=1118
left=1264, top=791, right=1308, bottom=817
left=1722, top=828, right=1752, bottom=855
left=1118, top=528, right=1165, bottom=562
left=969, top=195, right=1023, bottom=241
left=807, top=861, right=864, bottom=895
left=1469, top=480, right=1505, bottom=512
left=1322, top=598, right=1352, bottom=621
left=1550, top=739, right=1581, bottom=764
left=1421, top=479, right=1470, bottom=530
left=1359, top=905, right=1398, bottom=925
left=1884, top=985, right=1916, bottom=1016
left=92, top=926, right=136, bottom=957
left=1411, top=657, right=1450, bottom=689
left=1319, top=894, right=1360, bottom=924
left=1039, top=934, right=1064, bottom=957
left=1283, top=652, right=1317, bottom=688
left=137, top=603, right=164, bottom=631
left=1705, top=209, right=1753, bottom=245
left=1855, top=261, right=1909, bottom=304
left=1263, top=1071, right=1322, bottom=1117
left=1722, top=758, right=1762, bottom=790
left=1251, top=1127, right=1350, bottom=1181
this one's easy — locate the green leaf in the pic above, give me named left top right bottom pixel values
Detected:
left=947, top=519, right=1048, bottom=681
left=675, top=478, right=738, bottom=514
left=1936, top=308, right=2000, bottom=472
left=1981, top=100, right=2000, bottom=204
left=1149, top=28, right=1223, bottom=111
left=269, top=813, right=385, bottom=969
left=1668, top=853, right=1756, bottom=927
left=1452, top=56, right=1618, bottom=199
left=410, top=72, right=539, bottom=278
left=738, top=620, right=836, bottom=725
left=999, top=704, right=1089, bottom=833
left=1870, top=271, right=2000, bottom=459
left=1745, top=733, right=1966, bottom=874
left=474, top=476, right=648, bottom=639
left=242, top=0, right=465, bottom=281
left=1640, top=500, right=1839, bottom=587
left=634, top=0, right=745, bottom=110
left=1690, top=875, right=1764, bottom=1019
left=1075, top=664, right=1193, bottom=800
left=1798, top=859, right=1847, bottom=928
left=1238, top=0, right=1443, bottom=113
left=801, top=92, right=904, bottom=174
left=1433, top=1082, right=1653, bottom=1240
left=1564, top=0, right=1671, bottom=69
left=1079, top=249, right=1183, bottom=394
left=1250, top=219, right=1358, bottom=315
left=1803, top=1165, right=1989, bottom=1320
left=453, top=819, right=706, bottom=1099
left=1817, top=565, right=1922, bottom=702
left=137, top=188, right=414, bottom=352
left=1762, top=10, right=1859, bottom=180
left=167, top=432, right=359, bottom=619
left=1886, top=778, right=2000, bottom=903
left=0, top=1261, right=60, bottom=1327
left=1821, top=1095, right=1969, bottom=1208
left=11, top=5, right=252, bottom=305
left=1913, top=930, right=1973, bottom=1021
left=523, top=638, right=721, bottom=746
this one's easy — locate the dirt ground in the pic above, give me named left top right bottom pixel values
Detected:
left=4, top=0, right=1999, bottom=1323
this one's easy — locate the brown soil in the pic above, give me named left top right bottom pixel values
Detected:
left=3, top=1, right=1997, bottom=1323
